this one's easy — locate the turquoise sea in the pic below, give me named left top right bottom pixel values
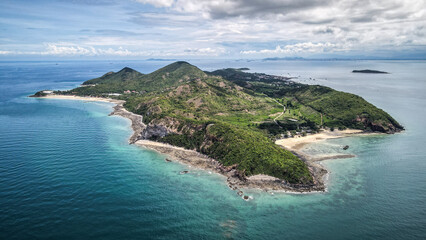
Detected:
left=0, top=60, right=425, bottom=239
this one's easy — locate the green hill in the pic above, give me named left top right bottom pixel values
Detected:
left=135, top=61, right=208, bottom=92
left=71, top=61, right=209, bottom=95
left=210, top=68, right=403, bottom=133
left=83, top=67, right=144, bottom=85
left=287, top=85, right=403, bottom=132
left=43, top=62, right=403, bottom=185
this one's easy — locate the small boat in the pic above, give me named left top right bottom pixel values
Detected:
left=179, top=170, right=189, bottom=174
left=165, top=158, right=172, bottom=162
left=343, top=145, right=349, bottom=150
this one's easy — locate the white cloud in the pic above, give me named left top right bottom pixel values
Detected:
left=0, top=50, right=14, bottom=55
left=136, top=0, right=426, bottom=54
left=136, top=0, right=175, bottom=8
left=1, top=42, right=226, bottom=57
left=184, top=47, right=226, bottom=55
left=241, top=42, right=346, bottom=55
left=145, top=0, right=426, bottom=22
left=173, top=0, right=323, bottom=19
left=2, top=0, right=426, bottom=59
left=42, top=43, right=96, bottom=55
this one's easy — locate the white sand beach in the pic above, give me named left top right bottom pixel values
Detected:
left=40, top=94, right=124, bottom=104
left=275, top=129, right=363, bottom=151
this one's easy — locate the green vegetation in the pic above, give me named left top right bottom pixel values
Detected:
left=210, top=68, right=403, bottom=133
left=31, top=91, right=47, bottom=97
left=84, top=67, right=144, bottom=85
left=156, top=121, right=311, bottom=183
left=47, top=61, right=403, bottom=184
left=288, top=85, right=403, bottom=131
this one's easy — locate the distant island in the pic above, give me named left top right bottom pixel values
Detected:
left=31, top=62, right=403, bottom=193
left=352, top=69, right=389, bottom=74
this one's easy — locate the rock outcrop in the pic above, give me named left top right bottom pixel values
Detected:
left=141, top=124, right=170, bottom=139
left=354, top=115, right=403, bottom=134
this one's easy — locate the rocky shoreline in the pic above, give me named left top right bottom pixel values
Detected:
left=109, top=102, right=327, bottom=194
left=35, top=95, right=328, bottom=195
left=108, top=102, right=145, bottom=144
left=134, top=140, right=325, bottom=198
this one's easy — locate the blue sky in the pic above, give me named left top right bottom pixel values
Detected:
left=1, top=0, right=426, bottom=60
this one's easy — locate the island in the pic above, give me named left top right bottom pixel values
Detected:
left=352, top=69, right=389, bottom=74
left=31, top=61, right=403, bottom=194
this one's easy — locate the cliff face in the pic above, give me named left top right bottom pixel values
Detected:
left=140, top=117, right=202, bottom=141
left=372, top=122, right=403, bottom=133
left=141, top=117, right=177, bottom=139
left=354, top=115, right=404, bottom=133
left=141, top=124, right=170, bottom=139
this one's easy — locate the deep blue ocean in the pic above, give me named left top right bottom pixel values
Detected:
left=0, top=60, right=425, bottom=239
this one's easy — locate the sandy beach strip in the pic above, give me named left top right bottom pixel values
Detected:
left=274, top=129, right=371, bottom=188
left=38, top=94, right=124, bottom=104
left=275, top=129, right=363, bottom=151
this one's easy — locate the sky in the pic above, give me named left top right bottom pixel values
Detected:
left=1, top=0, right=426, bottom=60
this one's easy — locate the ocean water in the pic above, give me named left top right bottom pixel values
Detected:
left=0, top=60, right=425, bottom=239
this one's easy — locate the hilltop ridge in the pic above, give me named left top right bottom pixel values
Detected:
left=83, top=67, right=144, bottom=86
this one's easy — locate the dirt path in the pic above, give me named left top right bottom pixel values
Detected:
left=264, top=94, right=286, bottom=126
